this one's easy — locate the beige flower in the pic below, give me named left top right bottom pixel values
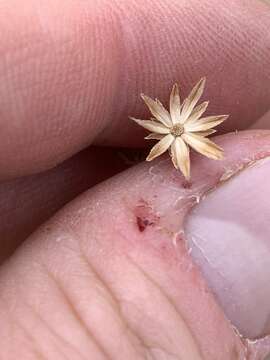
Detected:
left=130, top=77, right=228, bottom=180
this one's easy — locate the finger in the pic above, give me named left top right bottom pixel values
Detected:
left=0, top=0, right=269, bottom=179
left=0, top=146, right=130, bottom=263
left=1, top=130, right=270, bottom=359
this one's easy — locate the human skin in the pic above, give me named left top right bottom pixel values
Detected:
left=0, top=0, right=270, bottom=359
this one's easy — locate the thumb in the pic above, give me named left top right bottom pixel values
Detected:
left=0, top=130, right=270, bottom=359
left=186, top=141, right=270, bottom=339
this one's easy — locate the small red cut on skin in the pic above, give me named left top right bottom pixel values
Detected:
left=0, top=131, right=269, bottom=359
left=134, top=199, right=160, bottom=232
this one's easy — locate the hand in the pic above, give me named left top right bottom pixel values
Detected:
left=0, top=0, right=270, bottom=359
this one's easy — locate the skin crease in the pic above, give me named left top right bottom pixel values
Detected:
left=0, top=0, right=269, bottom=359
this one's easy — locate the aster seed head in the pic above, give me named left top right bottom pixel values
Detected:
left=130, top=78, right=229, bottom=180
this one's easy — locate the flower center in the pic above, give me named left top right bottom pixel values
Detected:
left=170, top=123, right=184, bottom=137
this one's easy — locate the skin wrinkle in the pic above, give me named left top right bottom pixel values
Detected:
left=29, top=349, right=49, bottom=360
left=98, top=1, right=129, bottom=137
left=38, top=236, right=150, bottom=360
left=84, top=3, right=122, bottom=141
left=148, top=348, right=181, bottom=360
left=44, top=269, right=110, bottom=360
left=14, top=320, right=57, bottom=360
left=125, top=254, right=204, bottom=360
left=82, top=242, right=171, bottom=360
left=90, top=260, right=170, bottom=358
left=78, top=2, right=127, bottom=144
left=77, top=249, right=150, bottom=358
left=148, top=348, right=182, bottom=360
left=20, top=301, right=90, bottom=360
left=13, top=248, right=107, bottom=360
left=46, top=258, right=185, bottom=360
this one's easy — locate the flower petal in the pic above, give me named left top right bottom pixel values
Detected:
left=180, top=77, right=206, bottom=124
left=184, top=101, right=209, bottom=125
left=170, top=83, right=181, bottom=124
left=182, top=133, right=224, bottom=160
left=185, top=115, right=229, bottom=132
left=141, top=94, right=172, bottom=126
left=145, top=133, right=164, bottom=140
left=193, top=129, right=216, bottom=137
left=130, top=117, right=170, bottom=134
left=171, top=137, right=190, bottom=180
left=146, top=134, right=174, bottom=161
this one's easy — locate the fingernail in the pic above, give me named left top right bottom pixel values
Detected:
left=185, top=158, right=270, bottom=339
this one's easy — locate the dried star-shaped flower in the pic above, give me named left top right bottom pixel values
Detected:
left=130, top=77, right=228, bottom=180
